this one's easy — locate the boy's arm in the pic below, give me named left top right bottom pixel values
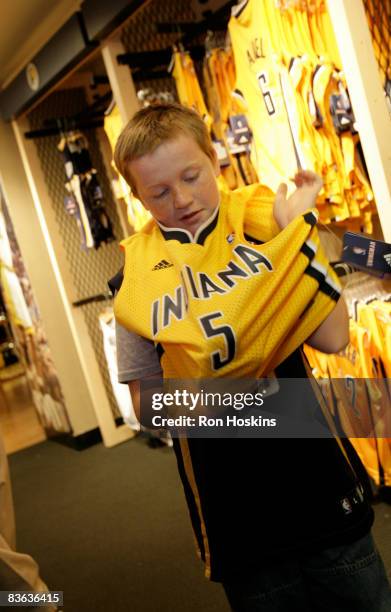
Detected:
left=128, top=380, right=141, bottom=421
left=128, top=375, right=159, bottom=422
left=116, top=321, right=162, bottom=422
left=305, top=296, right=349, bottom=353
left=273, top=170, right=323, bottom=229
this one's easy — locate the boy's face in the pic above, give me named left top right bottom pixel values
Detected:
left=128, top=134, right=220, bottom=235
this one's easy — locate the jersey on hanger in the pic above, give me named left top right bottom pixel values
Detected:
left=228, top=0, right=301, bottom=191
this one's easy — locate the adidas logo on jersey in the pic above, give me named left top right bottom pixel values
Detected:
left=152, top=259, right=173, bottom=271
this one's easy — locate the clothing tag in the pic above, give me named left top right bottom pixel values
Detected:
left=64, top=195, right=77, bottom=216
left=212, top=139, right=231, bottom=167
left=229, top=114, right=252, bottom=145
left=225, top=128, right=249, bottom=155
left=226, top=127, right=247, bottom=154
left=330, top=92, right=355, bottom=134
left=342, top=232, right=391, bottom=278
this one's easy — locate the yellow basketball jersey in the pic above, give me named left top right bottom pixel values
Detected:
left=370, top=301, right=391, bottom=379
left=307, top=0, right=327, bottom=58
left=306, top=313, right=391, bottom=486
left=327, top=345, right=382, bottom=484
left=303, top=343, right=335, bottom=416
left=350, top=319, right=391, bottom=485
left=315, top=0, right=343, bottom=69
left=115, top=185, right=341, bottom=379
left=204, top=48, right=259, bottom=189
left=228, top=0, right=300, bottom=191
left=172, top=51, right=212, bottom=132
left=104, top=105, right=151, bottom=231
left=289, top=2, right=316, bottom=57
left=262, top=0, right=295, bottom=64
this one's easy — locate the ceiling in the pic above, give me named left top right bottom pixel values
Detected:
left=0, top=0, right=83, bottom=90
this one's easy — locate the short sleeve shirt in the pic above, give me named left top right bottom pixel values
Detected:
left=115, top=321, right=162, bottom=382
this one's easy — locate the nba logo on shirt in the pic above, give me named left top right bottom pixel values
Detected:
left=226, top=233, right=235, bottom=244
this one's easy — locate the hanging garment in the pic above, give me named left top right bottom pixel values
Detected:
left=59, top=131, right=115, bottom=249
left=305, top=310, right=391, bottom=487
left=266, top=0, right=376, bottom=231
left=0, top=213, right=31, bottom=330
left=104, top=105, right=151, bottom=232
left=0, top=212, right=13, bottom=268
left=171, top=50, right=213, bottom=131
left=228, top=0, right=301, bottom=191
left=99, top=311, right=140, bottom=431
left=0, top=268, right=33, bottom=331
left=204, top=48, right=259, bottom=189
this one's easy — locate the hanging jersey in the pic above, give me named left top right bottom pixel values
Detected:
left=204, top=49, right=258, bottom=189
left=172, top=51, right=212, bottom=131
left=370, top=301, right=391, bottom=379
left=115, top=185, right=341, bottom=379
left=104, top=104, right=123, bottom=154
left=59, top=136, right=115, bottom=248
left=0, top=212, right=13, bottom=268
left=303, top=343, right=335, bottom=415
left=315, top=0, right=343, bottom=69
left=99, top=313, right=140, bottom=431
left=104, top=105, right=152, bottom=232
left=357, top=303, right=386, bottom=367
left=228, top=0, right=300, bottom=191
left=307, top=0, right=327, bottom=58
left=326, top=347, right=381, bottom=484
left=325, top=318, right=391, bottom=486
left=286, top=3, right=315, bottom=58
left=350, top=319, right=391, bottom=485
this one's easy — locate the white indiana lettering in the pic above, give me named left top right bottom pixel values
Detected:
left=150, top=244, right=273, bottom=335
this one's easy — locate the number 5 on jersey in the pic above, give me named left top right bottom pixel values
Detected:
left=199, top=312, right=236, bottom=370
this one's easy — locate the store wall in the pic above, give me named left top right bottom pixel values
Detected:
left=0, top=118, right=98, bottom=436
left=26, top=87, right=125, bottom=422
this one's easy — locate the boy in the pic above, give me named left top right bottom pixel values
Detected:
left=113, top=103, right=391, bottom=611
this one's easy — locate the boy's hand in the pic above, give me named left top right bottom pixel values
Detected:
left=273, top=170, right=323, bottom=230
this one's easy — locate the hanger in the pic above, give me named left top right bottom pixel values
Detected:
left=104, top=96, right=116, bottom=116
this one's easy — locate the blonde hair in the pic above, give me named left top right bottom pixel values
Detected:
left=114, top=103, right=215, bottom=194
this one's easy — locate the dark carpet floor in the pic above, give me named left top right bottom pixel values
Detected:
left=8, top=436, right=391, bottom=612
